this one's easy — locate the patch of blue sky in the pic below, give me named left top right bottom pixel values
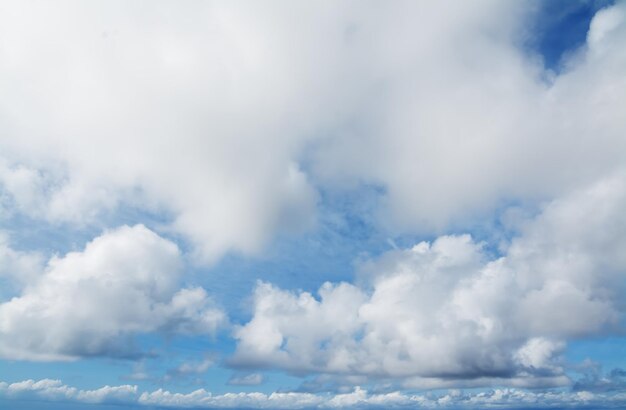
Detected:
left=199, top=183, right=398, bottom=320
left=566, top=337, right=626, bottom=372
left=0, top=358, right=127, bottom=391
left=0, top=198, right=174, bottom=256
left=524, top=0, right=614, bottom=71
left=0, top=400, right=141, bottom=410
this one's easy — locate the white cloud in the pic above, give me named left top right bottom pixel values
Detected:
left=3, top=378, right=626, bottom=409
left=233, top=173, right=626, bottom=386
left=588, top=4, right=625, bottom=49
left=175, top=358, right=214, bottom=375
left=165, top=357, right=215, bottom=382
left=311, top=1, right=626, bottom=234
left=0, top=379, right=137, bottom=404
left=0, top=1, right=325, bottom=262
left=0, top=1, right=623, bottom=262
left=0, top=224, right=225, bottom=361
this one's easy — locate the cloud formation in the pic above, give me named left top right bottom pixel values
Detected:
left=0, top=225, right=225, bottom=361
left=0, top=1, right=624, bottom=262
left=3, top=378, right=626, bottom=409
left=0, top=1, right=323, bottom=262
left=233, top=174, right=626, bottom=387
left=0, top=0, right=625, bottom=405
left=308, top=1, right=626, bottom=233
left=0, top=379, right=137, bottom=404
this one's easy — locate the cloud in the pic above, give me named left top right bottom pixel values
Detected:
left=232, top=173, right=626, bottom=386
left=573, top=367, right=626, bottom=393
left=0, top=0, right=625, bottom=402
left=0, top=1, right=325, bottom=263
left=165, top=357, right=215, bottom=382
left=173, top=358, right=215, bottom=375
left=0, top=379, right=137, bottom=404
left=3, top=378, right=626, bottom=409
left=0, top=225, right=226, bottom=361
left=310, top=1, right=626, bottom=234
left=228, top=373, right=265, bottom=386
left=0, top=1, right=624, bottom=263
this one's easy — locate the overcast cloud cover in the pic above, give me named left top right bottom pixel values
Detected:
left=1, top=0, right=625, bottom=409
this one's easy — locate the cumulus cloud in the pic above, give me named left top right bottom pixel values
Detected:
left=310, top=1, right=626, bottom=234
left=0, top=0, right=324, bottom=262
left=0, top=225, right=225, bottom=361
left=2, top=378, right=626, bottom=409
left=0, top=379, right=138, bottom=404
left=232, top=174, right=626, bottom=386
left=0, top=1, right=624, bottom=262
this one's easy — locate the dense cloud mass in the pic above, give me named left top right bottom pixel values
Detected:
left=312, top=2, right=626, bottom=233
left=0, top=225, right=225, bottom=360
left=233, top=174, right=626, bottom=387
left=0, top=1, right=624, bottom=258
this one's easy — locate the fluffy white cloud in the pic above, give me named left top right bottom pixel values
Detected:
left=0, top=225, right=225, bottom=361
left=0, top=0, right=326, bottom=262
left=3, top=378, right=626, bottom=409
left=311, top=1, right=626, bottom=233
left=1, top=1, right=624, bottom=262
left=0, top=379, right=138, bottom=404
left=233, top=173, right=626, bottom=386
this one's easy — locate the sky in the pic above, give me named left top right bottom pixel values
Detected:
left=1, top=0, right=626, bottom=409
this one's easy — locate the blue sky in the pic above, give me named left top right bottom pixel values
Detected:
left=1, top=1, right=626, bottom=409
